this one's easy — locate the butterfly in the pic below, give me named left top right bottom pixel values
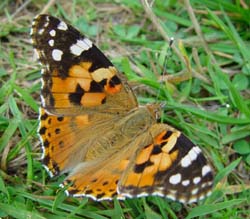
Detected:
left=31, top=14, right=213, bottom=203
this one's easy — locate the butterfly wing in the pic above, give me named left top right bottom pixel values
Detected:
left=118, top=123, right=214, bottom=203
left=31, top=14, right=137, bottom=176
left=31, top=14, right=137, bottom=115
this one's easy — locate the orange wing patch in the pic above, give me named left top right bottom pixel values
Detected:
left=43, top=62, right=122, bottom=109
left=119, top=130, right=180, bottom=195
left=69, top=62, right=92, bottom=78
left=39, top=108, right=89, bottom=176
left=63, top=158, right=130, bottom=200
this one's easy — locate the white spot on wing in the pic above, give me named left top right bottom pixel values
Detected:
left=182, top=179, right=190, bottom=186
left=30, top=38, right=34, bottom=44
left=137, top=192, right=150, bottom=198
left=48, top=39, right=54, bottom=47
left=42, top=164, right=54, bottom=177
left=189, top=146, right=199, bottom=160
left=49, top=29, right=56, bottom=37
left=193, top=146, right=201, bottom=154
left=191, top=188, right=199, bottom=195
left=57, top=21, right=68, bottom=30
left=44, top=21, right=49, bottom=27
left=70, top=38, right=93, bottom=56
left=198, top=194, right=205, bottom=200
left=33, top=49, right=39, bottom=60
left=208, top=181, right=213, bottom=186
left=31, top=19, right=36, bottom=26
left=40, top=77, right=45, bottom=88
left=180, top=146, right=201, bottom=168
left=188, top=196, right=198, bottom=203
left=166, top=194, right=176, bottom=201
left=206, top=191, right=212, bottom=197
left=30, top=27, right=34, bottom=36
left=201, top=182, right=208, bottom=188
left=180, top=154, right=191, bottom=167
left=40, top=95, right=46, bottom=107
left=169, top=173, right=181, bottom=185
left=193, top=176, right=201, bottom=184
left=178, top=197, right=187, bottom=203
left=52, top=49, right=63, bottom=61
left=202, top=165, right=211, bottom=176
left=38, top=28, right=45, bottom=35
left=152, top=191, right=164, bottom=197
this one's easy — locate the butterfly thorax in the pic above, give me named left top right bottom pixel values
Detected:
left=145, top=103, right=162, bottom=120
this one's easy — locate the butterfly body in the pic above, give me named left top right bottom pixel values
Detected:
left=31, top=14, right=213, bottom=203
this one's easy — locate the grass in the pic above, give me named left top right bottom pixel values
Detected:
left=0, top=0, right=250, bottom=218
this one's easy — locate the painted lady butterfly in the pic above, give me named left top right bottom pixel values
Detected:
left=31, top=14, right=213, bottom=203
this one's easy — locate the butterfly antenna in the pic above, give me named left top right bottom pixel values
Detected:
left=156, top=37, right=174, bottom=101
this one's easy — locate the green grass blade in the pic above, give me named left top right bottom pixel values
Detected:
left=0, top=202, right=46, bottom=219
left=186, top=199, right=246, bottom=219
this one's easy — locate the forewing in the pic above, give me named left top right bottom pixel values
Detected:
left=31, top=14, right=137, bottom=115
